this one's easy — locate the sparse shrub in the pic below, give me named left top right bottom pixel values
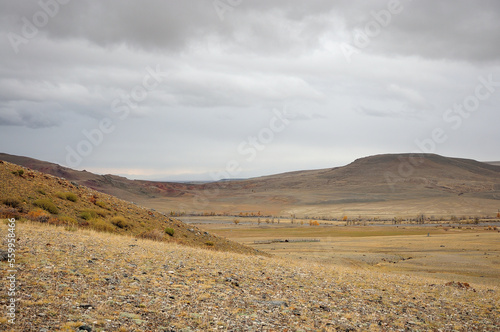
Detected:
left=96, top=209, right=108, bottom=217
left=2, top=198, right=20, bottom=209
left=78, top=220, right=90, bottom=227
left=27, top=209, right=51, bottom=223
left=79, top=209, right=98, bottom=220
left=33, top=198, right=59, bottom=214
left=205, top=241, right=215, bottom=247
left=111, top=216, right=130, bottom=229
left=79, top=209, right=106, bottom=220
left=233, top=218, right=240, bottom=225
left=12, top=169, right=24, bottom=176
left=65, top=193, right=78, bottom=202
left=450, top=215, right=458, bottom=222
left=89, top=218, right=115, bottom=233
left=58, top=215, right=77, bottom=225
left=0, top=207, right=21, bottom=220
left=36, top=188, right=46, bottom=195
left=137, top=229, right=165, bottom=242
left=55, top=192, right=78, bottom=202
left=55, top=192, right=66, bottom=199
left=95, top=200, right=107, bottom=209
left=48, top=217, right=65, bottom=226
left=164, top=227, right=175, bottom=236
left=89, top=195, right=97, bottom=205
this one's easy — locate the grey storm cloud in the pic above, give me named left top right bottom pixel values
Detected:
left=0, top=0, right=499, bottom=179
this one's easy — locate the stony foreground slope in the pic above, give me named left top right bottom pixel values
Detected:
left=1, top=222, right=499, bottom=331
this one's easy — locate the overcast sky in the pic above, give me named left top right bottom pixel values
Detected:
left=1, top=0, right=499, bottom=181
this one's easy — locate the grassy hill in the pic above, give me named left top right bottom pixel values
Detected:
left=0, top=153, right=190, bottom=202
left=0, top=160, right=260, bottom=256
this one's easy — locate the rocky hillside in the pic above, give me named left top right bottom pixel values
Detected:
left=0, top=160, right=260, bottom=256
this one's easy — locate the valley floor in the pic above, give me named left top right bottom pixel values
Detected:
left=1, top=222, right=499, bottom=331
left=188, top=218, right=500, bottom=287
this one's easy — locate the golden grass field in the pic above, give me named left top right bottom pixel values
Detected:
left=180, top=216, right=500, bottom=287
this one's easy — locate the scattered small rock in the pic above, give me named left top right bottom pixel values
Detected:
left=105, top=277, right=120, bottom=285
left=319, top=304, right=330, bottom=312
left=78, top=325, right=92, bottom=331
left=0, top=250, right=8, bottom=261
left=78, top=304, right=93, bottom=310
left=120, top=312, right=142, bottom=320
left=225, top=277, right=239, bottom=287
left=255, top=300, right=288, bottom=307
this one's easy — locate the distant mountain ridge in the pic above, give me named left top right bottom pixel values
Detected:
left=2, top=152, right=500, bottom=217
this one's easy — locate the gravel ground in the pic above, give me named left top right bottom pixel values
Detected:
left=1, top=222, right=499, bottom=331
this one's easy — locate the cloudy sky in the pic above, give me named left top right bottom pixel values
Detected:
left=1, top=0, right=499, bottom=181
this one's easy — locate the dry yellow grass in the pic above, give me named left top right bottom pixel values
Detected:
left=199, top=221, right=500, bottom=287
left=1, top=221, right=499, bottom=331
left=0, top=160, right=260, bottom=256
